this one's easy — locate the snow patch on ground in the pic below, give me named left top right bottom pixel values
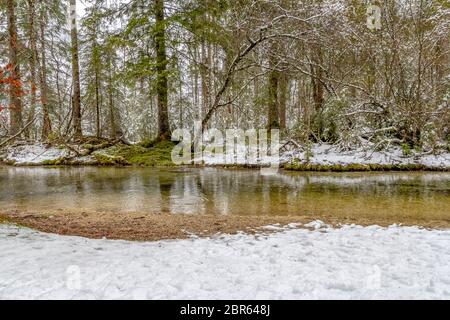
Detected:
left=304, top=220, right=329, bottom=229
left=198, top=142, right=450, bottom=169
left=1, top=142, right=449, bottom=168
left=301, top=144, right=450, bottom=168
left=1, top=223, right=449, bottom=299
left=0, top=143, right=100, bottom=165
left=0, top=143, right=68, bottom=165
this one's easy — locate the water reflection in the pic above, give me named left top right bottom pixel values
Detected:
left=0, top=166, right=449, bottom=220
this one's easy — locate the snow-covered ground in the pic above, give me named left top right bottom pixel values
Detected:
left=196, top=143, right=450, bottom=169
left=1, top=142, right=450, bottom=168
left=296, top=144, right=450, bottom=168
left=0, top=143, right=69, bottom=165
left=1, top=222, right=449, bottom=300
left=0, top=143, right=98, bottom=165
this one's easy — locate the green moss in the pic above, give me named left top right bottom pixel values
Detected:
left=138, top=138, right=157, bottom=148
left=110, top=140, right=177, bottom=167
left=93, top=153, right=129, bottom=166
left=283, top=162, right=447, bottom=172
left=37, top=140, right=176, bottom=167
left=2, top=159, right=16, bottom=165
left=83, top=144, right=95, bottom=151
left=402, top=144, right=412, bottom=157
left=42, top=157, right=65, bottom=165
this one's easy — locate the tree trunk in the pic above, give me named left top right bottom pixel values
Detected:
left=39, top=6, right=52, bottom=140
left=95, top=56, right=101, bottom=138
left=108, top=85, right=116, bottom=140
left=267, top=56, right=280, bottom=129
left=200, top=42, right=210, bottom=122
left=26, top=0, right=37, bottom=139
left=107, top=54, right=122, bottom=139
left=311, top=50, right=324, bottom=114
left=279, top=72, right=288, bottom=130
left=154, top=0, right=170, bottom=140
left=310, top=45, right=324, bottom=138
left=7, top=0, right=23, bottom=136
left=70, top=0, right=82, bottom=140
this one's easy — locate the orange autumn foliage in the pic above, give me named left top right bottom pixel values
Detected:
left=0, top=65, right=27, bottom=112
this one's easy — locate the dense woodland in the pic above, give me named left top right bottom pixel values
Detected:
left=0, top=0, right=449, bottom=152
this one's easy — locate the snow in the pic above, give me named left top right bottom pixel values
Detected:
left=1, top=142, right=449, bottom=168
left=0, top=143, right=99, bottom=165
left=0, top=143, right=68, bottom=165
left=1, top=223, right=449, bottom=299
left=194, top=143, right=281, bottom=166
left=300, top=144, right=450, bottom=168
left=197, top=142, right=450, bottom=169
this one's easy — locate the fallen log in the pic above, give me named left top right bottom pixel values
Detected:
left=0, top=116, right=37, bottom=149
left=60, top=137, right=125, bottom=162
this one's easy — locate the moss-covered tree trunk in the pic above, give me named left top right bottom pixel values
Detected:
left=154, top=0, right=170, bottom=140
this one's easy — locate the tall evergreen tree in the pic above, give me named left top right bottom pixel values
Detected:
left=6, top=0, right=23, bottom=136
left=70, top=0, right=82, bottom=139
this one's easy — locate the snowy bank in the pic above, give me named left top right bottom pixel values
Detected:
left=1, top=223, right=449, bottom=299
left=197, top=142, right=450, bottom=170
left=0, top=143, right=69, bottom=165
left=293, top=144, right=450, bottom=169
left=1, top=142, right=450, bottom=169
left=0, top=143, right=115, bottom=166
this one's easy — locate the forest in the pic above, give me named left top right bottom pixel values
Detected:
left=1, top=0, right=450, bottom=301
left=0, top=0, right=449, bottom=158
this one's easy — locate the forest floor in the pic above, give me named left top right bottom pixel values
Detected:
left=0, top=140, right=449, bottom=171
left=1, top=221, right=449, bottom=299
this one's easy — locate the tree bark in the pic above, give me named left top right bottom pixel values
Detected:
left=26, top=0, right=37, bottom=139
left=154, top=0, right=170, bottom=140
left=107, top=54, right=122, bottom=139
left=311, top=48, right=324, bottom=114
left=279, top=72, right=288, bottom=130
left=95, top=53, right=101, bottom=138
left=310, top=45, right=324, bottom=138
left=39, top=5, right=52, bottom=140
left=108, top=78, right=116, bottom=140
left=267, top=55, right=280, bottom=129
left=200, top=42, right=210, bottom=122
left=7, top=0, right=23, bottom=136
left=70, top=0, right=83, bottom=139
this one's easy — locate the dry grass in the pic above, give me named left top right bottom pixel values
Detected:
left=1, top=210, right=449, bottom=241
